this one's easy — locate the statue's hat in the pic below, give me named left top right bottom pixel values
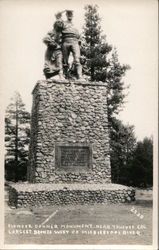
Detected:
left=66, top=10, right=73, bottom=16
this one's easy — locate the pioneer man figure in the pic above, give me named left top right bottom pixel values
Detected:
left=54, top=10, right=83, bottom=80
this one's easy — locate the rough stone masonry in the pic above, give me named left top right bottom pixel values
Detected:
left=8, top=79, right=135, bottom=208
left=28, top=79, right=111, bottom=184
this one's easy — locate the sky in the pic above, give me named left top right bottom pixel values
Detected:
left=0, top=0, right=158, bottom=140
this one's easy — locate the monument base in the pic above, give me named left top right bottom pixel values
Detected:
left=28, top=80, right=111, bottom=183
left=8, top=183, right=135, bottom=208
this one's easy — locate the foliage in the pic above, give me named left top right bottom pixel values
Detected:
left=5, top=92, right=30, bottom=181
left=81, top=5, right=111, bottom=80
left=130, top=137, right=153, bottom=187
left=81, top=5, right=153, bottom=188
left=106, top=49, right=130, bottom=119
left=110, top=121, right=153, bottom=187
left=81, top=4, right=130, bottom=118
left=110, top=118, right=136, bottom=185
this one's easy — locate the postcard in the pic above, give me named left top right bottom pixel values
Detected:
left=0, top=0, right=158, bottom=249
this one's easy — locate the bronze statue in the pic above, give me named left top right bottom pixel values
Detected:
left=43, top=10, right=84, bottom=80
left=60, top=10, right=83, bottom=79
left=43, top=29, right=64, bottom=80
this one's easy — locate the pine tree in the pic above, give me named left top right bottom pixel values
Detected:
left=130, top=137, right=153, bottom=187
left=81, top=5, right=112, bottom=82
left=82, top=5, right=134, bottom=186
left=5, top=92, right=30, bottom=181
left=82, top=5, right=130, bottom=119
left=110, top=118, right=136, bottom=184
left=107, top=49, right=130, bottom=119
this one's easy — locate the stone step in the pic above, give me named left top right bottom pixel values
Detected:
left=8, top=183, right=135, bottom=208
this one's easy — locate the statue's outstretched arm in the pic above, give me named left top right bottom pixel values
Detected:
left=55, top=10, right=66, bottom=20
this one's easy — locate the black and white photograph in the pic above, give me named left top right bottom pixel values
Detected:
left=0, top=0, right=158, bottom=249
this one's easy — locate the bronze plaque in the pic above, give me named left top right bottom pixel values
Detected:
left=55, top=144, right=92, bottom=171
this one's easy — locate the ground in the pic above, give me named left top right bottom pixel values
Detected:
left=5, top=187, right=152, bottom=245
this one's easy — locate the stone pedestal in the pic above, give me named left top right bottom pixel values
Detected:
left=8, top=79, right=135, bottom=208
left=28, top=79, right=111, bottom=184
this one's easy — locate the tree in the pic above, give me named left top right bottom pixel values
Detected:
left=130, top=137, right=153, bottom=187
left=110, top=118, right=136, bottom=185
left=81, top=5, right=130, bottom=119
left=106, top=49, right=130, bottom=119
left=5, top=92, right=30, bottom=181
left=81, top=4, right=112, bottom=81
left=82, top=5, right=135, bottom=186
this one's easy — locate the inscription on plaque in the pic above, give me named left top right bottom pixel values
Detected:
left=55, top=144, right=92, bottom=171
left=61, top=147, right=89, bottom=167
